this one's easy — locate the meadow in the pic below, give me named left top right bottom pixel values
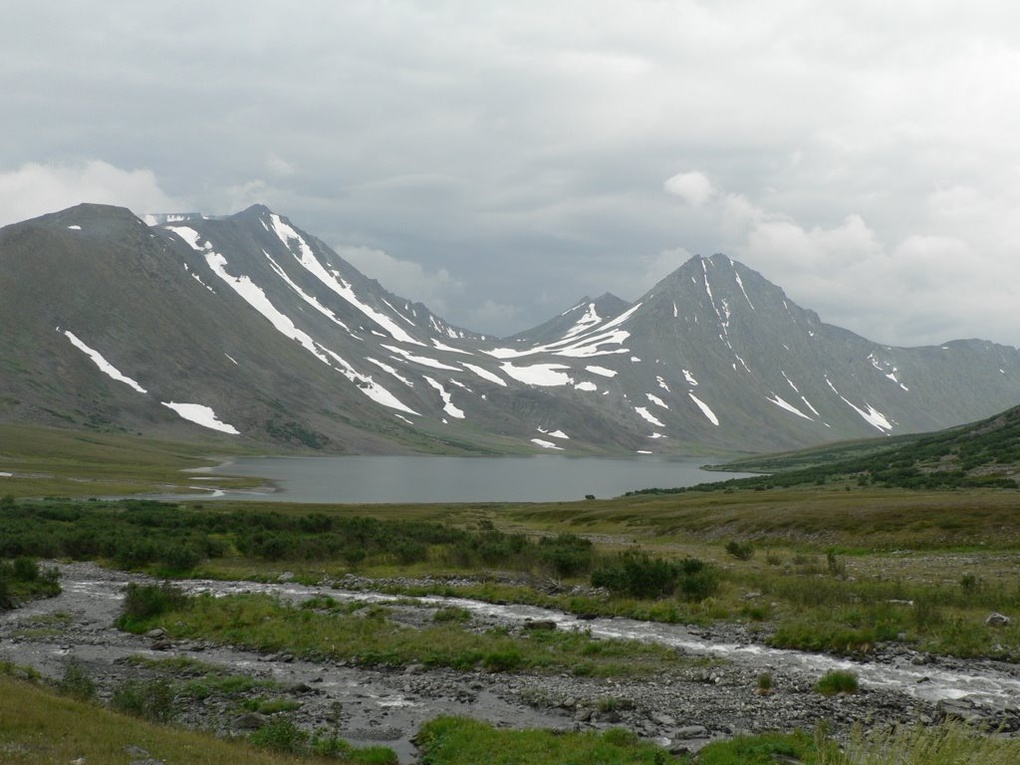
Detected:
left=3, top=424, right=1020, bottom=762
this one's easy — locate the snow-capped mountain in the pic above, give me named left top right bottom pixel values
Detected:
left=3, top=202, right=1020, bottom=455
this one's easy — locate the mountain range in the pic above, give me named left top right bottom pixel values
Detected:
left=2, top=202, right=1019, bottom=456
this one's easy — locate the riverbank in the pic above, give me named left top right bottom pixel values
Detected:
left=4, top=563, right=1018, bottom=763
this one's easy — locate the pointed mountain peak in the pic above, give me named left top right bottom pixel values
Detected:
left=236, top=203, right=274, bottom=219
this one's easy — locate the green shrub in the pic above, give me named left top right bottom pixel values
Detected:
left=725, top=540, right=755, bottom=561
left=815, top=669, right=859, bottom=696
left=249, top=717, right=307, bottom=753
left=110, top=677, right=177, bottom=722
left=58, top=659, right=96, bottom=701
left=591, top=552, right=718, bottom=601
left=116, top=582, right=189, bottom=632
left=482, top=649, right=523, bottom=672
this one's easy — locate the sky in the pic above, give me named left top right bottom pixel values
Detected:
left=3, top=2, right=1020, bottom=347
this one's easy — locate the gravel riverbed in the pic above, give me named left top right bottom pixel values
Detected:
left=3, top=562, right=1019, bottom=763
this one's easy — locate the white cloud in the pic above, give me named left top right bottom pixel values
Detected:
left=336, top=245, right=465, bottom=316
left=0, top=161, right=181, bottom=225
left=664, top=172, right=716, bottom=207
left=265, top=154, right=295, bottom=177
left=668, top=171, right=1020, bottom=347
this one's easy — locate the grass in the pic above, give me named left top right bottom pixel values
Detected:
left=0, top=422, right=263, bottom=497
left=128, top=590, right=684, bottom=676
left=415, top=716, right=674, bottom=764
left=814, top=670, right=859, bottom=696
left=0, top=674, right=362, bottom=765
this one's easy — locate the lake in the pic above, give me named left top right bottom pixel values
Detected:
left=187, top=455, right=757, bottom=503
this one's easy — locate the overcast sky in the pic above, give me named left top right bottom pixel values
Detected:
left=3, top=2, right=1020, bottom=346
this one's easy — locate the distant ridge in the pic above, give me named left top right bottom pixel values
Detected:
left=2, top=203, right=1019, bottom=455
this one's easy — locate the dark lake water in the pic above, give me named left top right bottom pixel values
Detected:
left=187, top=455, right=756, bottom=503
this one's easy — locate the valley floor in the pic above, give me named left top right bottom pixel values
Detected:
left=4, top=562, right=1018, bottom=764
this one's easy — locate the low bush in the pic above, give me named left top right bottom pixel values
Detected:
left=814, top=670, right=859, bottom=696
left=110, top=677, right=177, bottom=722
left=591, top=553, right=719, bottom=601
left=725, top=540, right=755, bottom=561
left=58, top=659, right=96, bottom=701
left=115, top=582, right=190, bottom=632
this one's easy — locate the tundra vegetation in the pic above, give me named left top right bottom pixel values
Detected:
left=4, top=424, right=1020, bottom=762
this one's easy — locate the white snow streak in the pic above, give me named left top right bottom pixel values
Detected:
left=734, top=271, right=754, bottom=309
left=63, top=331, right=147, bottom=393
left=460, top=362, right=507, bottom=386
left=634, top=407, right=665, bottom=427
left=488, top=303, right=641, bottom=360
left=263, top=250, right=351, bottom=331
left=657, top=376, right=671, bottom=392
left=531, top=438, right=564, bottom=450
left=269, top=214, right=422, bottom=346
left=586, top=365, right=617, bottom=377
left=170, top=226, right=417, bottom=415
left=382, top=344, right=461, bottom=371
left=825, top=377, right=893, bottom=432
left=646, top=393, right=669, bottom=409
left=563, top=303, right=602, bottom=338
left=767, top=394, right=814, bottom=421
left=688, top=392, right=720, bottom=426
left=575, top=381, right=598, bottom=392
left=500, top=362, right=572, bottom=387
left=423, top=376, right=464, bottom=419
left=366, top=357, right=415, bottom=388
left=67, top=225, right=82, bottom=231
left=161, top=402, right=239, bottom=435
left=683, top=369, right=698, bottom=386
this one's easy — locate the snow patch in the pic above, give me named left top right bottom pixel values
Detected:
left=646, top=393, right=669, bottom=409
left=767, top=394, right=814, bottom=421
left=225, top=353, right=238, bottom=365
left=683, top=369, right=698, bottom=386
left=575, top=381, right=598, bottom=392
left=382, top=344, right=460, bottom=371
left=461, top=362, right=508, bottom=386
left=734, top=271, right=754, bottom=309
left=531, top=438, right=564, bottom=451
left=537, top=427, right=570, bottom=440
left=688, top=392, right=720, bottom=426
left=63, top=330, right=147, bottom=394
left=586, top=365, right=617, bottom=377
left=423, top=376, right=465, bottom=419
left=366, top=357, right=415, bottom=388
left=634, top=407, right=665, bottom=427
left=500, top=362, right=572, bottom=387
left=825, top=376, right=893, bottom=433
left=657, top=376, right=671, bottom=392
left=161, top=402, right=239, bottom=435
left=269, top=214, right=423, bottom=346
left=67, top=225, right=82, bottom=231
left=563, top=303, right=603, bottom=338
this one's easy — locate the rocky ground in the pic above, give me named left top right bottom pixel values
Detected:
left=2, top=562, right=1018, bottom=763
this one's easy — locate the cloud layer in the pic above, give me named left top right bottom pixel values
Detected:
left=3, top=3, right=1020, bottom=345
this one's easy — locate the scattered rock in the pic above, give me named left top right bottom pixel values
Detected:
left=986, top=612, right=1011, bottom=628
left=675, top=724, right=709, bottom=739
left=234, top=712, right=269, bottom=730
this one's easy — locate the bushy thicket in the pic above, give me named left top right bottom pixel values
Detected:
left=0, top=500, right=595, bottom=577
left=0, top=556, right=60, bottom=609
left=590, top=552, right=719, bottom=600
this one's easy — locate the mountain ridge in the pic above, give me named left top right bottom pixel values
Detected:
left=2, top=202, right=1019, bottom=455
